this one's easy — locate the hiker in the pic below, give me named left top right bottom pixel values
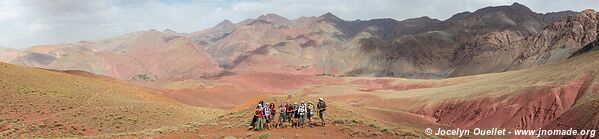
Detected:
left=249, top=101, right=263, bottom=129
left=317, top=98, right=327, bottom=127
left=269, top=103, right=276, bottom=128
left=263, top=103, right=271, bottom=129
left=297, top=101, right=307, bottom=128
left=259, top=101, right=265, bottom=109
left=270, top=103, right=276, bottom=118
left=307, top=100, right=315, bottom=127
left=255, top=104, right=265, bottom=131
left=292, top=102, right=299, bottom=128
left=276, top=103, right=285, bottom=128
left=285, top=102, right=294, bottom=123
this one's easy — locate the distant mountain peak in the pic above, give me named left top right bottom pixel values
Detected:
left=447, top=11, right=473, bottom=21
left=163, top=28, right=177, bottom=33
left=509, top=2, right=532, bottom=12
left=412, top=16, right=435, bottom=21
left=258, top=13, right=284, bottom=18
left=256, top=13, right=290, bottom=25
left=402, top=16, right=440, bottom=23
left=219, top=19, right=233, bottom=25
left=470, top=2, right=533, bottom=15
left=581, top=9, right=597, bottom=14
left=511, top=2, right=524, bottom=7
left=319, top=12, right=344, bottom=23
left=215, top=19, right=235, bottom=28
left=257, top=13, right=289, bottom=21
left=148, top=29, right=160, bottom=32
left=320, top=12, right=340, bottom=19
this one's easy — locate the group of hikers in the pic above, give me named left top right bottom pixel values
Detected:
left=250, top=98, right=327, bottom=131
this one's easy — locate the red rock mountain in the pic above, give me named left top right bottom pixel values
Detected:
left=3, top=3, right=597, bottom=80
left=190, top=3, right=594, bottom=78
left=6, top=30, right=222, bottom=81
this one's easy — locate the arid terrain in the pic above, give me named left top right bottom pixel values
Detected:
left=1, top=2, right=599, bottom=138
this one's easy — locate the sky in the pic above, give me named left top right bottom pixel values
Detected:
left=0, top=0, right=597, bottom=49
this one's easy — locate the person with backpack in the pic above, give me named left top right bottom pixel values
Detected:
left=307, top=100, right=315, bottom=127
left=263, top=103, right=271, bottom=129
left=285, top=101, right=293, bottom=123
left=297, top=101, right=307, bottom=128
left=292, top=102, right=299, bottom=128
left=276, top=103, right=285, bottom=128
left=270, top=103, right=276, bottom=119
left=269, top=103, right=276, bottom=128
left=317, top=98, right=327, bottom=127
left=249, top=101, right=264, bottom=129
left=254, top=104, right=265, bottom=131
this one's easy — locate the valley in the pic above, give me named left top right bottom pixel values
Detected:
left=1, top=2, right=598, bottom=138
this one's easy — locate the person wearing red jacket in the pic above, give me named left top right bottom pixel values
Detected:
left=254, top=104, right=264, bottom=131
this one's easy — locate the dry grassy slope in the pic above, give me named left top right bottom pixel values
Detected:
left=403, top=51, right=598, bottom=129
left=542, top=50, right=599, bottom=136
left=0, top=62, right=219, bottom=138
left=382, top=50, right=599, bottom=105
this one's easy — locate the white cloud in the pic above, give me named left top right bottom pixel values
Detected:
left=0, top=0, right=596, bottom=48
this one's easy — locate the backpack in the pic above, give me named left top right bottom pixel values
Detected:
left=263, top=107, right=270, bottom=117
left=279, top=107, right=285, bottom=115
left=298, top=105, right=306, bottom=115
left=308, top=104, right=314, bottom=115
left=286, top=105, right=294, bottom=113
left=318, top=101, right=327, bottom=111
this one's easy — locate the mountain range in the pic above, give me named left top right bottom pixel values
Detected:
left=1, top=3, right=597, bottom=80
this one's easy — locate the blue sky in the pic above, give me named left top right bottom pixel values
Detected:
left=0, top=0, right=597, bottom=49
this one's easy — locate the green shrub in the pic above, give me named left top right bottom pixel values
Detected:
left=398, top=129, right=420, bottom=137
left=368, top=123, right=380, bottom=128
left=259, top=132, right=270, bottom=139
left=333, top=119, right=345, bottom=124
left=351, top=119, right=363, bottom=124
